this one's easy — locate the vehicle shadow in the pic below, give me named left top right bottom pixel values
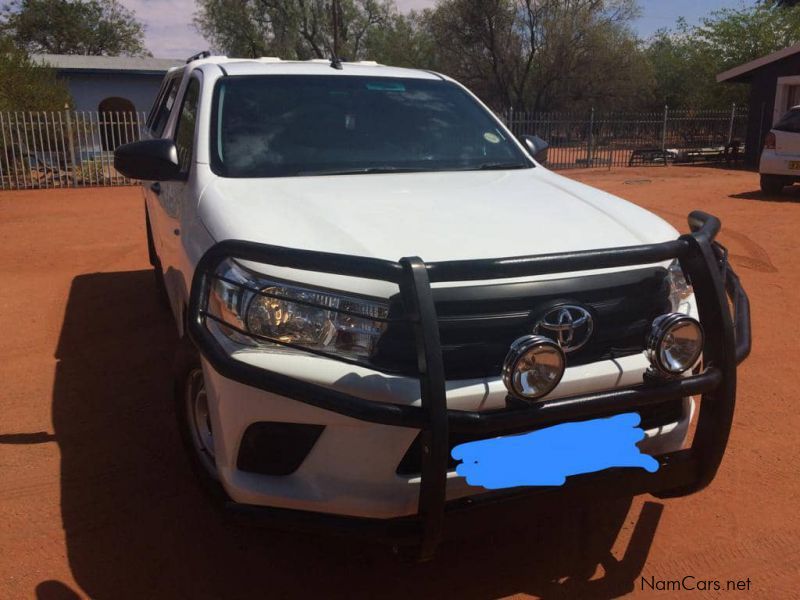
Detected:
left=35, top=580, right=82, bottom=600
left=53, top=270, right=663, bottom=600
left=677, top=160, right=754, bottom=172
left=729, top=187, right=800, bottom=202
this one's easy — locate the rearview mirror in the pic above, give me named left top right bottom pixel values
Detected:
left=114, top=139, right=182, bottom=181
left=520, top=135, right=549, bottom=164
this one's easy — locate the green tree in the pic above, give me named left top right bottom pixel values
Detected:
left=196, top=0, right=652, bottom=112
left=195, top=0, right=394, bottom=60
left=644, top=21, right=715, bottom=109
left=425, top=0, right=649, bottom=112
left=1, top=0, right=149, bottom=56
left=0, top=37, right=72, bottom=110
left=363, top=10, right=436, bottom=69
left=645, top=1, right=800, bottom=109
left=698, top=1, right=800, bottom=66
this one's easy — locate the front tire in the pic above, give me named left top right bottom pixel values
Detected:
left=760, top=174, right=789, bottom=195
left=174, top=339, right=228, bottom=503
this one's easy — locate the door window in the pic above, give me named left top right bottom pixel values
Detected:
left=174, top=78, right=201, bottom=175
left=146, top=77, right=171, bottom=129
left=150, top=76, right=180, bottom=137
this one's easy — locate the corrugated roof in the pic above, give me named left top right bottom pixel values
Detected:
left=32, top=54, right=183, bottom=74
left=717, top=44, right=800, bottom=83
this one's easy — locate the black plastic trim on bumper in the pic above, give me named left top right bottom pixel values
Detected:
left=187, top=210, right=751, bottom=558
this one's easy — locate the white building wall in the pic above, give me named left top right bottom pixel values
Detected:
left=62, top=72, right=165, bottom=113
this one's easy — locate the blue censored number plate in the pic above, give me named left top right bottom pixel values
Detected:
left=451, top=413, right=659, bottom=490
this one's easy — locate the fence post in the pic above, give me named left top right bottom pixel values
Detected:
left=661, top=105, right=669, bottom=153
left=587, top=107, right=595, bottom=166
left=64, top=109, right=78, bottom=187
left=727, top=102, right=737, bottom=145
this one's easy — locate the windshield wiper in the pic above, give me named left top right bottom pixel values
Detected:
left=473, top=162, right=529, bottom=171
left=298, top=166, right=433, bottom=176
left=297, top=163, right=528, bottom=176
left=446, top=162, right=530, bottom=172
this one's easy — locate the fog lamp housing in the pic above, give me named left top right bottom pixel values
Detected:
left=502, top=335, right=566, bottom=401
left=646, top=313, right=704, bottom=377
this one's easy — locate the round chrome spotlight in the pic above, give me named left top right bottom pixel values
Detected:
left=502, top=335, right=566, bottom=401
left=646, top=313, right=704, bottom=376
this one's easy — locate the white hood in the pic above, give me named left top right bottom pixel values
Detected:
left=198, top=168, right=678, bottom=295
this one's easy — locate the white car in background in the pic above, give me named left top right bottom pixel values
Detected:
left=760, top=106, right=800, bottom=194
left=114, top=54, right=750, bottom=560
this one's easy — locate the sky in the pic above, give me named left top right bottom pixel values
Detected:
left=123, top=0, right=755, bottom=59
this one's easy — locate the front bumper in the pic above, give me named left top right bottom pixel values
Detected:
left=188, top=211, right=751, bottom=558
left=202, top=352, right=692, bottom=519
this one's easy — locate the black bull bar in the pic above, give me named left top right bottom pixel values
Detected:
left=187, top=211, right=751, bottom=559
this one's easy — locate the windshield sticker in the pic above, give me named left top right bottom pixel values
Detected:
left=483, top=132, right=501, bottom=144
left=451, top=412, right=659, bottom=489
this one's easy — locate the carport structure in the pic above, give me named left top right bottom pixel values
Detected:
left=718, top=43, right=800, bottom=165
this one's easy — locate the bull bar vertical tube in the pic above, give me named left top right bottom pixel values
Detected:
left=399, top=257, right=449, bottom=561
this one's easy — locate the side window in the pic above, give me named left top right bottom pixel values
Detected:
left=174, top=79, right=201, bottom=175
left=146, top=77, right=170, bottom=129
left=150, top=77, right=179, bottom=137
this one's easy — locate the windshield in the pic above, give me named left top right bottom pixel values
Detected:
left=210, top=75, right=532, bottom=178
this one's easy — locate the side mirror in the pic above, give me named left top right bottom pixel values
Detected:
left=520, top=134, right=549, bottom=164
left=114, top=139, right=182, bottom=181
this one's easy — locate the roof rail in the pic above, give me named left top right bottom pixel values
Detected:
left=186, top=51, right=212, bottom=64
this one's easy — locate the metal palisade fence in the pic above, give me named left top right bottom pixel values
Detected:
left=503, top=105, right=748, bottom=170
left=0, top=110, right=146, bottom=190
left=0, top=106, right=749, bottom=190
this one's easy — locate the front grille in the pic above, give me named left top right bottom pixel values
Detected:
left=396, top=397, right=684, bottom=476
left=372, top=267, right=671, bottom=379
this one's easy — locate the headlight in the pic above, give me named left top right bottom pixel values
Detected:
left=206, top=259, right=389, bottom=360
left=667, top=259, right=693, bottom=313
left=645, top=313, right=704, bottom=376
left=502, top=335, right=566, bottom=401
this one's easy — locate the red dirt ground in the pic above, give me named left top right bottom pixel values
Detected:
left=0, top=166, right=798, bottom=599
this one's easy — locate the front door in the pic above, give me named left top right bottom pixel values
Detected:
left=156, top=75, right=201, bottom=316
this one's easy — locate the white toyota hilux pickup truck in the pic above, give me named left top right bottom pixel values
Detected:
left=115, top=54, right=750, bottom=559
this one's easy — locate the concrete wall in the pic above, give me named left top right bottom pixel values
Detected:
left=60, top=73, right=165, bottom=114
